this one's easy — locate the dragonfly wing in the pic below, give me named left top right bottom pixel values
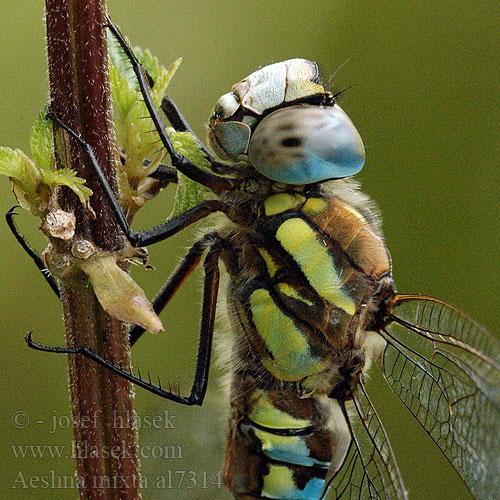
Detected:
left=379, top=294, right=500, bottom=500
left=323, top=382, right=408, bottom=500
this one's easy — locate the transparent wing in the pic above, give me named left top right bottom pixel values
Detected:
left=379, top=294, right=500, bottom=500
left=324, top=382, right=408, bottom=500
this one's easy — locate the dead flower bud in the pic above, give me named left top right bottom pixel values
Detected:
left=42, top=209, right=76, bottom=240
left=80, top=254, right=163, bottom=333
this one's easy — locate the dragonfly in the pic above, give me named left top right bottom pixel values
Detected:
left=10, top=19, right=500, bottom=500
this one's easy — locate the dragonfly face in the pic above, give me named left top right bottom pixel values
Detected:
left=24, top=30, right=499, bottom=500
left=208, top=59, right=365, bottom=183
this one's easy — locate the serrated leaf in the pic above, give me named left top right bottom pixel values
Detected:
left=169, top=130, right=211, bottom=217
left=30, top=112, right=54, bottom=172
left=1, top=144, right=93, bottom=214
left=41, top=169, right=93, bottom=208
left=135, top=46, right=162, bottom=82
left=109, top=44, right=184, bottom=204
left=0, top=147, right=43, bottom=210
left=171, top=130, right=211, bottom=169
left=109, top=41, right=208, bottom=221
left=108, top=30, right=136, bottom=82
left=110, top=65, right=138, bottom=128
left=110, top=61, right=158, bottom=166
left=0, top=147, right=30, bottom=180
left=150, top=57, right=182, bottom=108
left=171, top=172, right=208, bottom=218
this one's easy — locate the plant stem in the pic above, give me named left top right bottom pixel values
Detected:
left=45, top=1, right=142, bottom=498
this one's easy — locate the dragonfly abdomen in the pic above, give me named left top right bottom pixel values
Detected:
left=224, top=381, right=350, bottom=500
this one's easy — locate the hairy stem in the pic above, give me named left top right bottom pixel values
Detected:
left=45, top=1, right=142, bottom=498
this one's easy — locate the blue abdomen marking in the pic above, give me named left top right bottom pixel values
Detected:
left=261, top=465, right=325, bottom=500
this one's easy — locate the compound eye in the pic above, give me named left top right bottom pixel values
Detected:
left=209, top=121, right=251, bottom=161
left=214, top=92, right=240, bottom=119
left=248, top=105, right=365, bottom=185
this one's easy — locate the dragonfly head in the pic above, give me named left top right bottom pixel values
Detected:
left=208, top=59, right=365, bottom=185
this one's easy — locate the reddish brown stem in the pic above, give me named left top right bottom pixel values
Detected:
left=45, top=1, right=142, bottom=498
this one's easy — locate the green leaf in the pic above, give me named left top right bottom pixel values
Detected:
left=109, top=40, right=209, bottom=221
left=0, top=147, right=42, bottom=210
left=169, top=130, right=211, bottom=217
left=0, top=147, right=30, bottom=180
left=149, top=57, right=181, bottom=108
left=110, top=59, right=158, bottom=168
left=135, top=46, right=162, bottom=83
left=171, top=130, right=211, bottom=169
left=108, top=30, right=136, bottom=82
left=110, top=64, right=142, bottom=154
left=0, top=117, right=92, bottom=215
left=41, top=169, right=93, bottom=209
left=110, top=43, right=186, bottom=204
left=30, top=111, right=54, bottom=172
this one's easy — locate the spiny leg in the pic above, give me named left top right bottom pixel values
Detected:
left=108, top=18, right=206, bottom=159
left=121, top=147, right=179, bottom=184
left=160, top=96, right=236, bottom=177
left=129, top=231, right=220, bottom=346
left=129, top=60, right=230, bottom=176
left=47, top=111, right=231, bottom=247
left=6, top=206, right=60, bottom=299
left=160, top=95, right=210, bottom=157
left=31, top=19, right=238, bottom=403
left=47, top=16, right=244, bottom=246
left=27, top=233, right=225, bottom=406
left=147, top=163, right=178, bottom=182
left=106, top=17, right=242, bottom=191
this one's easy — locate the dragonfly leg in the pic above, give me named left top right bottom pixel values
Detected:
left=26, top=233, right=225, bottom=406
left=128, top=231, right=221, bottom=345
left=147, top=163, right=178, bottom=182
left=47, top=111, right=232, bottom=248
left=158, top=96, right=237, bottom=177
left=105, top=17, right=244, bottom=188
left=5, top=206, right=60, bottom=299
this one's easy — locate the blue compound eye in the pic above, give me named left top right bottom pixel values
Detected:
left=248, top=105, right=365, bottom=185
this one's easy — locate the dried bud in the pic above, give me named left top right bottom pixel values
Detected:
left=71, top=239, right=96, bottom=260
left=80, top=254, right=163, bottom=333
left=42, top=210, right=76, bottom=240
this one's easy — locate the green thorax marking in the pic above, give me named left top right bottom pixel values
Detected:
left=275, top=217, right=355, bottom=315
left=249, top=288, right=326, bottom=381
left=264, top=192, right=306, bottom=216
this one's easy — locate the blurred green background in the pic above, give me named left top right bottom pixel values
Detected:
left=1, top=1, right=498, bottom=499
